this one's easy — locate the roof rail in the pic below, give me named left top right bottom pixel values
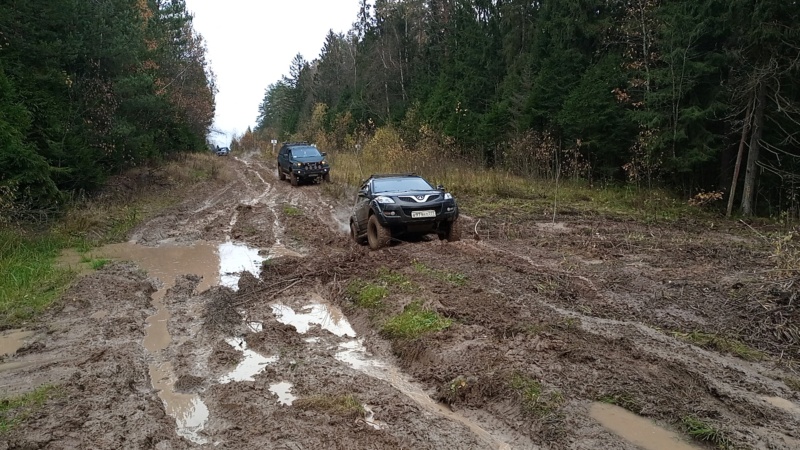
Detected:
left=368, top=173, right=418, bottom=179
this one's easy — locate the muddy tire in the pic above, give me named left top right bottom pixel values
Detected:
left=443, top=218, right=461, bottom=242
left=290, top=172, right=299, bottom=187
left=351, top=221, right=367, bottom=245
left=323, top=173, right=331, bottom=183
left=278, top=168, right=286, bottom=181
left=367, top=215, right=391, bottom=250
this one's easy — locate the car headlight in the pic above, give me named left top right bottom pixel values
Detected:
left=444, top=193, right=453, bottom=200
left=295, top=162, right=302, bottom=167
left=322, top=160, right=327, bottom=165
left=375, top=196, right=395, bottom=204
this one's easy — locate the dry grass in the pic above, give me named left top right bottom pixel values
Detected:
left=324, top=127, right=700, bottom=222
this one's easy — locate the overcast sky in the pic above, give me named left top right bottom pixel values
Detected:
left=184, top=0, right=362, bottom=146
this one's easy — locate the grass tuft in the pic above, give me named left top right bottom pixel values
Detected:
left=785, top=377, right=800, bottom=393
left=376, top=268, right=415, bottom=291
left=293, top=394, right=365, bottom=418
left=382, top=301, right=452, bottom=339
left=0, top=385, right=58, bottom=433
left=675, top=331, right=765, bottom=361
left=681, top=416, right=730, bottom=448
left=598, top=393, right=641, bottom=412
left=346, top=279, right=388, bottom=308
left=282, top=205, right=303, bottom=216
left=412, top=261, right=468, bottom=286
left=510, top=373, right=564, bottom=417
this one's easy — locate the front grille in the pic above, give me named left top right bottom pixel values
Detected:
left=398, top=194, right=441, bottom=203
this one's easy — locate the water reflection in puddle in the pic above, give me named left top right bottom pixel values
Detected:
left=0, top=329, right=35, bottom=357
left=219, top=337, right=278, bottom=384
left=271, top=303, right=356, bottom=337
left=589, top=403, right=699, bottom=450
left=363, top=404, right=385, bottom=430
left=269, top=381, right=297, bottom=405
left=218, top=242, right=265, bottom=290
left=150, top=363, right=209, bottom=444
left=71, top=239, right=267, bottom=443
left=283, top=304, right=511, bottom=450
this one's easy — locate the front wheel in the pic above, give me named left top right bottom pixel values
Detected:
left=367, top=215, right=391, bottom=250
left=442, top=218, right=461, bottom=242
left=278, top=168, right=286, bottom=181
left=322, top=173, right=331, bottom=182
left=290, top=172, right=299, bottom=186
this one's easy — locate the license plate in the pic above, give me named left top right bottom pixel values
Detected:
left=411, top=210, right=436, bottom=218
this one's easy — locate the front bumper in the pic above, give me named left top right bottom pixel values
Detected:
left=374, top=202, right=459, bottom=229
left=293, top=166, right=330, bottom=178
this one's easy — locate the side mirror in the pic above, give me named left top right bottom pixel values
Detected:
left=358, top=189, right=368, bottom=198
left=321, top=152, right=327, bottom=157
left=437, top=184, right=445, bottom=191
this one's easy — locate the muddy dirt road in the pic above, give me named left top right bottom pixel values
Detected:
left=1, top=151, right=799, bottom=449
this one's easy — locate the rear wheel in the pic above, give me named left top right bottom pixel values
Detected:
left=367, top=215, right=391, bottom=250
left=350, top=221, right=367, bottom=245
left=278, top=168, right=286, bottom=181
left=290, top=172, right=299, bottom=186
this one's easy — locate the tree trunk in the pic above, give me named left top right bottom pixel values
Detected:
left=741, top=84, right=766, bottom=216
left=727, top=97, right=754, bottom=217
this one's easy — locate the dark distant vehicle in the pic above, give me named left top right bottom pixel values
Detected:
left=277, top=142, right=330, bottom=186
left=215, top=147, right=230, bottom=156
left=349, top=173, right=460, bottom=250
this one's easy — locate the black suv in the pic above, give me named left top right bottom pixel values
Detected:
left=350, top=174, right=460, bottom=250
left=277, top=142, right=330, bottom=186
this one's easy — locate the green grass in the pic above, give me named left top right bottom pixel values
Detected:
left=376, top=268, right=415, bottom=291
left=294, top=394, right=365, bottom=418
left=675, top=331, right=765, bottom=361
left=282, top=205, right=303, bottom=216
left=0, top=230, right=75, bottom=328
left=598, top=393, right=641, bottom=412
left=681, top=416, right=730, bottom=448
left=785, top=377, right=800, bottom=392
left=510, top=373, right=564, bottom=417
left=381, top=301, right=452, bottom=339
left=0, top=385, right=58, bottom=433
left=412, top=261, right=468, bottom=286
left=346, top=279, right=388, bottom=308
left=79, top=255, right=110, bottom=271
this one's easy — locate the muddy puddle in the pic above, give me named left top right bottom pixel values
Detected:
left=0, top=329, right=34, bottom=357
left=269, top=381, right=297, bottom=406
left=273, top=298, right=515, bottom=450
left=62, top=238, right=270, bottom=443
left=589, top=403, right=699, bottom=450
left=219, top=337, right=278, bottom=384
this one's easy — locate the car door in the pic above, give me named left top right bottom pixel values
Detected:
left=354, top=182, right=372, bottom=232
left=278, top=147, right=288, bottom=171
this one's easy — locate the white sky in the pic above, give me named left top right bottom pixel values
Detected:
left=185, top=0, right=362, bottom=147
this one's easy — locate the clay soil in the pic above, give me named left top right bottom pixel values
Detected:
left=1, top=152, right=799, bottom=449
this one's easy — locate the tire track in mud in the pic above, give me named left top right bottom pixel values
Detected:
left=453, top=237, right=800, bottom=448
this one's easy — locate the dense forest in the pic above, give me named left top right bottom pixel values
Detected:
left=0, top=0, right=215, bottom=213
left=256, top=0, right=800, bottom=216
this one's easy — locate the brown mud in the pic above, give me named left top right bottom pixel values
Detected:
left=1, top=151, right=799, bottom=449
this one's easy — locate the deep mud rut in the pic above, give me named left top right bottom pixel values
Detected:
left=1, top=152, right=799, bottom=449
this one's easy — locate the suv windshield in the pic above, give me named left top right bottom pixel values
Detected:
left=289, top=147, right=321, bottom=158
left=373, top=177, right=434, bottom=193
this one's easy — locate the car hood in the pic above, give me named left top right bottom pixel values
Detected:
left=292, top=155, right=325, bottom=162
left=379, top=190, right=444, bottom=198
